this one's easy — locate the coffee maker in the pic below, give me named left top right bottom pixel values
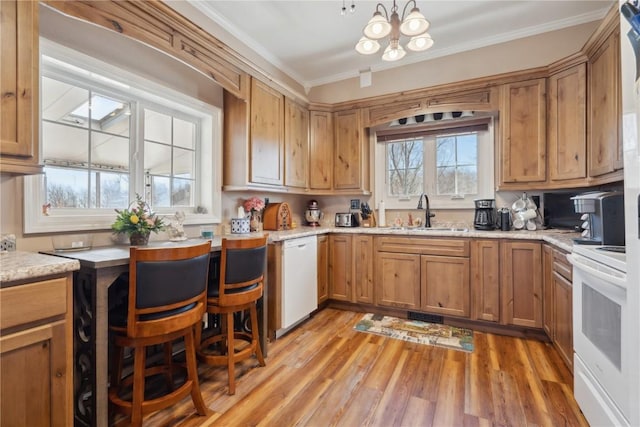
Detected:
left=571, top=191, right=625, bottom=246
left=474, top=199, right=497, bottom=230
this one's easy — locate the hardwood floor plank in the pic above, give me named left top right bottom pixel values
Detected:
left=116, top=308, right=587, bottom=427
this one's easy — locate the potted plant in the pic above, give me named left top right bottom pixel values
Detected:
left=111, top=194, right=166, bottom=245
left=243, top=196, right=265, bottom=232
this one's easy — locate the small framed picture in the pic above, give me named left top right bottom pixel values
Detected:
left=350, top=199, right=361, bottom=210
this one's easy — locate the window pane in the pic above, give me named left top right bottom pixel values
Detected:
left=88, top=94, right=126, bottom=133
left=457, top=166, right=478, bottom=194
left=151, top=176, right=171, bottom=207
left=173, top=147, right=194, bottom=179
left=436, top=137, right=456, bottom=167
left=145, top=109, right=171, bottom=144
left=172, top=178, right=193, bottom=206
left=457, top=134, right=477, bottom=165
left=144, top=141, right=171, bottom=175
left=387, top=139, right=423, bottom=196
left=42, top=122, right=89, bottom=164
left=97, top=172, right=129, bottom=208
left=437, top=166, right=455, bottom=195
left=45, top=167, right=89, bottom=208
left=91, top=133, right=129, bottom=170
left=174, top=118, right=195, bottom=149
left=42, top=77, right=89, bottom=128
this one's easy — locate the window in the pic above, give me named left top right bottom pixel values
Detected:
left=375, top=119, right=495, bottom=209
left=24, top=40, right=222, bottom=233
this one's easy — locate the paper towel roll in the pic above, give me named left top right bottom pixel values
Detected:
left=237, top=206, right=245, bottom=218
left=378, top=200, right=386, bottom=227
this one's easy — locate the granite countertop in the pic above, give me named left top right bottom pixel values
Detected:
left=0, top=251, right=80, bottom=284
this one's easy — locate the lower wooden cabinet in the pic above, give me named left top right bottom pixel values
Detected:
left=317, top=235, right=329, bottom=304
left=0, top=276, right=73, bottom=426
left=375, top=251, right=421, bottom=309
left=470, top=239, right=501, bottom=322
left=543, top=245, right=555, bottom=337
left=352, top=235, right=374, bottom=304
left=421, top=255, right=470, bottom=317
left=329, top=234, right=374, bottom=303
left=501, top=241, right=543, bottom=328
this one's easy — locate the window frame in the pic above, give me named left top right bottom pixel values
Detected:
left=374, top=118, right=495, bottom=210
left=24, top=39, right=222, bottom=234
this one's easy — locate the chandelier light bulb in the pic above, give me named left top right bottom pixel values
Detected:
left=382, top=43, right=406, bottom=61
left=364, top=11, right=392, bottom=39
left=400, top=8, right=430, bottom=36
left=355, top=36, right=381, bottom=55
left=407, top=33, right=433, bottom=51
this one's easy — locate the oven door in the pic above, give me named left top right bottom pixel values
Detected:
left=568, top=253, right=629, bottom=421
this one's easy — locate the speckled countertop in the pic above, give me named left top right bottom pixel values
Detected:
left=1, top=227, right=577, bottom=283
left=0, top=251, right=80, bottom=284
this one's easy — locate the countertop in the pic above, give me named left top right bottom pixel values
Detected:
left=1, top=227, right=578, bottom=283
left=0, top=250, right=80, bottom=284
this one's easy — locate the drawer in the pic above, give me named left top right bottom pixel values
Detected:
left=1, top=277, right=68, bottom=330
left=552, top=249, right=572, bottom=281
left=375, top=236, right=469, bottom=257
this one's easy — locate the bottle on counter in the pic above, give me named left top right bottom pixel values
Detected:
left=378, top=200, right=386, bottom=227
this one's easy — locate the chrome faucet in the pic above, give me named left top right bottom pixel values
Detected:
left=417, top=193, right=435, bottom=228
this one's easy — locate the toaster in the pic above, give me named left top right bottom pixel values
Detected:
left=335, top=212, right=357, bottom=227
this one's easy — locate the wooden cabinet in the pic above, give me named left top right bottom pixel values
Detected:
left=250, top=79, right=284, bottom=186
left=333, top=109, right=369, bottom=192
left=499, top=78, right=547, bottom=186
left=329, top=234, right=353, bottom=301
left=501, top=241, right=543, bottom=328
left=1, top=276, right=73, bottom=425
left=284, top=98, right=309, bottom=189
left=223, top=78, right=284, bottom=189
left=588, top=27, right=623, bottom=178
left=0, top=0, right=41, bottom=174
left=328, top=234, right=374, bottom=303
left=317, top=235, right=329, bottom=304
left=421, top=255, right=470, bottom=317
left=375, top=251, right=421, bottom=309
left=547, top=63, right=587, bottom=183
left=353, top=235, right=374, bottom=304
left=309, top=111, right=334, bottom=190
left=543, top=244, right=573, bottom=372
left=470, top=239, right=501, bottom=322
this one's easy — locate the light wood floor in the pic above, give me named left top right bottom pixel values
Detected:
left=118, top=308, right=588, bottom=427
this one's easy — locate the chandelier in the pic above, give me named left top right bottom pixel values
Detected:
left=355, top=0, right=433, bottom=61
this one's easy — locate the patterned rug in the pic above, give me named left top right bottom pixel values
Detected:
left=354, top=313, right=474, bottom=353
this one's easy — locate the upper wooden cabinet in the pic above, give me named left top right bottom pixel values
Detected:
left=223, top=79, right=284, bottom=190
left=547, top=63, right=587, bottom=183
left=0, top=0, right=41, bottom=174
left=333, top=109, right=369, bottom=192
left=588, top=27, right=623, bottom=178
left=499, top=78, right=547, bottom=186
left=284, top=98, right=309, bottom=189
left=309, top=111, right=334, bottom=190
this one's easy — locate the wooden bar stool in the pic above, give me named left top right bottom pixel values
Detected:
left=108, top=242, right=211, bottom=426
left=196, top=236, right=267, bottom=395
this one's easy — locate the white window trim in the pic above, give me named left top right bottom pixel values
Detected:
left=24, top=39, right=222, bottom=234
left=374, top=118, right=495, bottom=210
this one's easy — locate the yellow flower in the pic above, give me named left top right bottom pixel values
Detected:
left=130, top=214, right=139, bottom=224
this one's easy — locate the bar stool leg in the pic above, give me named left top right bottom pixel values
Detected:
left=250, top=304, right=265, bottom=366
left=184, top=329, right=207, bottom=415
left=131, top=345, right=147, bottom=427
left=226, top=312, right=236, bottom=395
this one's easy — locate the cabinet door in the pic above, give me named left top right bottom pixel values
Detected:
left=588, top=29, right=623, bottom=177
left=470, top=239, right=500, bottom=322
left=553, top=271, right=573, bottom=372
left=501, top=241, right=543, bottom=328
left=353, top=235, right=374, bottom=304
left=542, top=245, right=554, bottom=338
left=547, top=64, right=587, bottom=182
left=317, top=235, right=329, bottom=304
left=0, top=0, right=41, bottom=174
left=329, top=234, right=352, bottom=301
left=284, top=98, right=309, bottom=189
left=500, top=79, right=546, bottom=184
left=309, top=111, right=333, bottom=190
left=250, top=79, right=284, bottom=185
left=333, top=109, right=363, bottom=190
left=375, top=252, right=421, bottom=309
left=421, top=255, right=470, bottom=318
left=1, top=321, right=68, bottom=426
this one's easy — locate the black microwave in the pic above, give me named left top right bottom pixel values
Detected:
left=542, top=192, right=582, bottom=230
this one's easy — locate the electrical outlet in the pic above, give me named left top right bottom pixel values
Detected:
left=1, top=234, right=16, bottom=252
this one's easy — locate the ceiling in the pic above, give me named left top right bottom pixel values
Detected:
left=182, top=1, right=614, bottom=90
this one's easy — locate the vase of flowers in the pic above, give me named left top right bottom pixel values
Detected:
left=111, top=194, right=166, bottom=245
left=243, top=196, right=265, bottom=232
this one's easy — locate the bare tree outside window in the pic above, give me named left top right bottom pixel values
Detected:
left=386, top=138, right=424, bottom=196
left=436, top=133, right=478, bottom=196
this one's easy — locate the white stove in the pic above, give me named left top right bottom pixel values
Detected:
left=572, top=244, right=627, bottom=275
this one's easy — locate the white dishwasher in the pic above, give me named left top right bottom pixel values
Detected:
left=279, top=235, right=318, bottom=336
